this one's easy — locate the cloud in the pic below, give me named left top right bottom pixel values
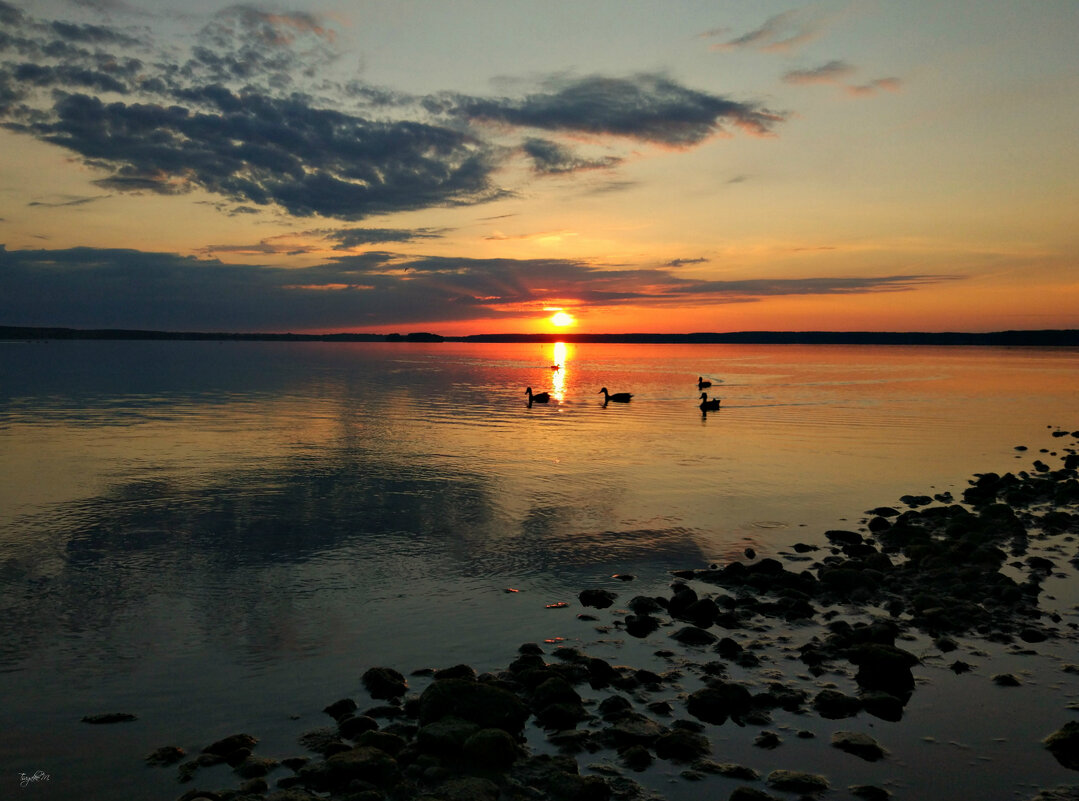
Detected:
left=27, top=194, right=109, bottom=207
left=846, top=77, right=902, bottom=97
left=666, top=257, right=709, bottom=267
left=0, top=244, right=964, bottom=331
left=521, top=137, right=621, bottom=174
left=709, top=10, right=827, bottom=54
left=450, top=73, right=786, bottom=146
left=326, top=227, right=444, bottom=249
left=783, top=60, right=855, bottom=85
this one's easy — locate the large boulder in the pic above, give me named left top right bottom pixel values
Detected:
left=418, top=678, right=529, bottom=734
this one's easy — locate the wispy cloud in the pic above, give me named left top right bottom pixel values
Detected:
left=783, top=60, right=902, bottom=98
left=707, top=9, right=829, bottom=54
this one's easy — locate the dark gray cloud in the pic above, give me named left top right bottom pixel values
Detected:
left=521, top=137, right=621, bottom=175
left=27, top=194, right=109, bottom=207
left=0, top=245, right=963, bottom=331
left=666, top=257, right=709, bottom=267
left=450, top=73, right=786, bottom=146
left=1, top=6, right=790, bottom=221
left=327, top=228, right=443, bottom=249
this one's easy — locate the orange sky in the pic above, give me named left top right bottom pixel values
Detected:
left=1, top=1, right=1077, bottom=335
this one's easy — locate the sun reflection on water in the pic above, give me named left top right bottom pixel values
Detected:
left=551, top=341, right=569, bottom=401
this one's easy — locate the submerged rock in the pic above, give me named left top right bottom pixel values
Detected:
left=831, top=731, right=888, bottom=761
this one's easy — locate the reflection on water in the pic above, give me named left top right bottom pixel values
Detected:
left=2, top=340, right=1079, bottom=799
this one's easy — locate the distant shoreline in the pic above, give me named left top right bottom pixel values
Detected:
left=2, top=325, right=1078, bottom=347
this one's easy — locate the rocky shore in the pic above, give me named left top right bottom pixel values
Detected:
left=138, top=428, right=1079, bottom=801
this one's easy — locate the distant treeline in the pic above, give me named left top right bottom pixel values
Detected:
left=2, top=326, right=1078, bottom=347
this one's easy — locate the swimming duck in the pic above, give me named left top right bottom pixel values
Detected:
left=697, top=376, right=712, bottom=389
left=526, top=387, right=550, bottom=404
left=599, top=387, right=633, bottom=403
left=699, top=392, right=721, bottom=411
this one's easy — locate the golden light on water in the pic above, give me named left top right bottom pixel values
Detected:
left=551, top=341, right=568, bottom=401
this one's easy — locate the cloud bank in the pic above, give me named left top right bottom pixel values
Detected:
left=0, top=245, right=962, bottom=331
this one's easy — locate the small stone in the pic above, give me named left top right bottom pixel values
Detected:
left=766, top=769, right=830, bottom=793
left=145, top=746, right=185, bottom=765
left=993, top=673, right=1022, bottom=687
left=831, top=731, right=888, bottom=761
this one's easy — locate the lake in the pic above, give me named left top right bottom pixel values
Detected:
left=1, top=340, right=1078, bottom=800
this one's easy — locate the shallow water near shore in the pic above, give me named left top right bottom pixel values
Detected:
left=1, top=340, right=1078, bottom=800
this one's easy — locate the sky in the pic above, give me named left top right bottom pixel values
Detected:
left=0, top=0, right=1076, bottom=336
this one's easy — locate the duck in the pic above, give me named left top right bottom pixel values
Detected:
left=599, top=387, right=633, bottom=404
left=526, top=387, right=550, bottom=404
left=699, top=392, right=721, bottom=412
left=697, top=376, right=712, bottom=389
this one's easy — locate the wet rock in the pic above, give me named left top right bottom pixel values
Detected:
left=1044, top=721, right=1079, bottom=770
left=950, top=660, right=974, bottom=674
left=323, top=698, right=357, bottom=721
left=668, top=585, right=699, bottom=617
left=416, top=716, right=481, bottom=754
left=729, top=788, right=781, bottom=801
left=299, top=727, right=349, bottom=756
left=606, top=711, right=666, bottom=747
left=202, top=733, right=258, bottom=757
left=579, top=588, right=618, bottom=609
left=625, top=614, right=661, bottom=638
left=848, top=643, right=918, bottom=697
left=654, top=728, right=711, bottom=762
left=813, top=689, right=862, bottom=719
left=671, top=626, right=718, bottom=646
left=993, top=673, right=1022, bottom=687
left=418, top=678, right=528, bottom=734
left=628, top=595, right=666, bottom=614
left=339, top=714, right=379, bottom=740
left=754, top=730, right=782, bottom=749
left=620, top=744, right=653, bottom=771
left=361, top=666, right=408, bottom=699
left=831, top=731, right=887, bottom=761
left=145, top=745, right=185, bottom=766
left=598, top=695, right=633, bottom=720
left=81, top=712, right=137, bottom=724
left=434, top=663, right=478, bottom=681
left=463, top=728, right=521, bottom=769
left=825, top=530, right=864, bottom=546
left=680, top=597, right=720, bottom=627
left=686, top=682, right=752, bottom=725
left=765, top=769, right=830, bottom=795
left=298, top=745, right=399, bottom=790
left=354, top=729, right=406, bottom=756
left=234, top=755, right=278, bottom=779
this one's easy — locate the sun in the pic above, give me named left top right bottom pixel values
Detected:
left=548, top=311, right=576, bottom=328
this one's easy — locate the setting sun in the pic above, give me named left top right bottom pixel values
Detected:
left=549, top=311, right=576, bottom=328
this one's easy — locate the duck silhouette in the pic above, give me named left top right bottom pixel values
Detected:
left=699, top=392, right=721, bottom=412
left=526, top=387, right=550, bottom=405
left=697, top=376, right=712, bottom=389
left=599, top=387, right=633, bottom=404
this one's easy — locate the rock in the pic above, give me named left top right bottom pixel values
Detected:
left=1044, top=721, right=1079, bottom=769
left=729, top=788, right=781, bottom=801
left=686, top=682, right=753, bottom=725
left=354, top=729, right=407, bottom=756
left=654, top=728, right=711, bottom=762
left=766, top=769, right=830, bottom=793
left=339, top=715, right=379, bottom=740
left=418, top=678, right=529, bottom=734
left=579, top=588, right=618, bottom=609
left=993, top=673, right=1022, bottom=687
left=706, top=763, right=760, bottom=780
left=848, top=643, right=918, bottom=697
left=145, top=746, right=185, bottom=765
left=416, top=716, right=481, bottom=754
left=234, top=756, right=278, bottom=779
left=849, top=785, right=892, bottom=800
left=754, top=730, right=781, bottom=749
left=628, top=595, right=665, bottom=614
left=323, top=698, right=357, bottom=721
left=831, top=731, right=888, bottom=761
left=202, top=733, right=258, bottom=757
left=298, top=727, right=348, bottom=756
left=532, top=676, right=582, bottom=711
left=813, top=688, right=862, bottom=719
left=620, top=744, right=653, bottom=771
left=671, top=625, right=718, bottom=646
left=825, top=530, right=864, bottom=546
left=463, top=728, right=520, bottom=769
left=625, top=614, right=660, bottom=637
left=607, top=711, right=666, bottom=747
left=950, top=660, right=974, bottom=674
left=298, top=745, right=399, bottom=790
left=361, top=666, right=407, bottom=699
left=81, top=712, right=137, bottom=724
left=433, top=663, right=478, bottom=681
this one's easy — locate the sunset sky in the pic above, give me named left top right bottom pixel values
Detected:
left=1, top=0, right=1076, bottom=335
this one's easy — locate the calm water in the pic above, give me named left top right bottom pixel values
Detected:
left=1, top=340, right=1078, bottom=800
